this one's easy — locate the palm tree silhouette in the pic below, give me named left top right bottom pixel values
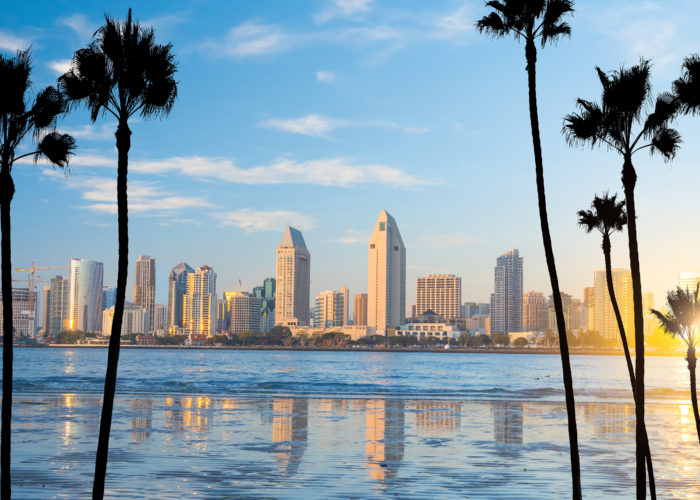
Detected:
left=577, top=193, right=656, bottom=498
left=475, top=2, right=580, bottom=497
left=0, top=49, right=75, bottom=499
left=673, top=54, right=700, bottom=114
left=650, top=286, right=700, bottom=444
left=564, top=60, right=680, bottom=499
left=59, top=9, right=177, bottom=499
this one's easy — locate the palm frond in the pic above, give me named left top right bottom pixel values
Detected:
left=36, top=131, right=76, bottom=168
left=476, top=12, right=508, bottom=38
left=540, top=0, right=574, bottom=46
left=31, top=86, right=67, bottom=131
left=576, top=209, right=598, bottom=233
left=0, top=49, right=31, bottom=118
left=650, top=127, right=681, bottom=161
left=673, top=53, right=700, bottom=115
left=643, top=92, right=679, bottom=137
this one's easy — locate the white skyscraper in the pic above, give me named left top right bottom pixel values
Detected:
left=492, top=249, right=523, bottom=334
left=133, top=255, right=156, bottom=332
left=69, top=258, right=104, bottom=332
left=368, top=210, right=406, bottom=335
left=183, top=265, right=217, bottom=337
left=276, top=226, right=311, bottom=326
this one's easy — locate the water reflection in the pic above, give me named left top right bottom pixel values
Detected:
left=581, top=402, right=634, bottom=439
left=492, top=402, right=523, bottom=445
left=272, top=398, right=308, bottom=475
left=164, top=396, right=212, bottom=434
left=130, top=399, right=153, bottom=443
left=415, top=401, right=461, bottom=435
left=365, top=399, right=405, bottom=484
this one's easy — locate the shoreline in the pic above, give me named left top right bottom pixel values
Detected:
left=15, top=344, right=682, bottom=356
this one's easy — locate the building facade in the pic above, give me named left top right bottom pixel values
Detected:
left=167, top=262, right=194, bottom=332
left=416, top=274, right=462, bottom=320
left=102, top=303, right=150, bottom=336
left=45, top=275, right=69, bottom=337
left=354, top=293, right=368, bottom=326
left=368, top=210, right=406, bottom=335
left=522, top=291, right=547, bottom=332
left=491, top=249, right=523, bottom=334
left=314, top=290, right=345, bottom=328
left=679, top=272, right=700, bottom=294
left=224, top=291, right=262, bottom=334
left=133, top=255, right=156, bottom=332
left=276, top=226, right=311, bottom=326
left=69, top=258, right=104, bottom=332
left=0, top=288, right=37, bottom=337
left=183, top=265, right=217, bottom=337
left=593, top=268, right=633, bottom=343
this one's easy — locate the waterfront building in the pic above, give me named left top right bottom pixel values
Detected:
left=42, top=286, right=50, bottom=336
left=547, top=292, right=585, bottom=334
left=133, top=255, right=156, bottom=332
left=416, top=274, right=462, bottom=320
left=276, top=226, right=310, bottom=326
left=593, top=268, right=633, bottom=344
left=368, top=210, right=406, bottom=336
left=679, top=272, right=700, bottom=294
left=183, top=265, right=217, bottom=337
left=354, top=293, right=368, bottom=326
left=255, top=277, right=276, bottom=332
left=314, top=290, right=345, bottom=328
left=102, top=303, right=150, bottom=336
left=102, top=287, right=117, bottom=310
left=341, top=286, right=350, bottom=326
left=167, top=262, right=194, bottom=332
left=153, top=303, right=166, bottom=333
left=395, top=322, right=460, bottom=340
left=0, top=288, right=37, bottom=337
left=522, top=291, right=547, bottom=332
left=583, top=286, right=595, bottom=331
left=69, top=258, right=104, bottom=333
left=45, top=275, right=69, bottom=337
left=491, top=249, right=523, bottom=334
left=224, top=291, right=262, bottom=334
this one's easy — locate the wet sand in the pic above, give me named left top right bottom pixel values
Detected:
left=10, top=394, right=700, bottom=499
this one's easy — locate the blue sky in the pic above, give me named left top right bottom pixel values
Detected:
left=3, top=0, right=700, bottom=313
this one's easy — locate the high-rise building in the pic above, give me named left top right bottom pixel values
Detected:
left=102, top=287, right=117, bottom=310
left=0, top=288, right=37, bottom=338
left=133, top=255, right=156, bottom=332
left=548, top=292, right=585, bottom=333
left=167, top=262, right=194, bottom=332
left=46, top=275, right=69, bottom=337
left=679, top=272, right=700, bottom=294
left=183, top=265, right=217, bottom=337
left=522, top=291, right=547, bottom=332
left=354, top=293, right=368, bottom=326
left=593, top=268, right=633, bottom=344
left=341, top=286, right=350, bottom=326
left=416, top=274, right=462, bottom=320
left=368, top=210, right=406, bottom=335
left=583, top=286, right=595, bottom=331
left=462, top=302, right=490, bottom=318
left=69, top=258, right=104, bottom=332
left=492, top=249, right=523, bottom=334
left=224, top=291, right=262, bottom=334
left=153, top=303, right=166, bottom=333
left=314, top=290, right=345, bottom=328
left=102, top=303, right=150, bottom=336
left=42, top=285, right=50, bottom=335
left=276, top=226, right=310, bottom=326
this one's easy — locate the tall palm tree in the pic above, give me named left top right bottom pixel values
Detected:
left=475, top=2, right=580, bottom=497
left=577, top=193, right=656, bottom=499
left=564, top=61, right=680, bottom=499
left=673, top=54, right=700, bottom=115
left=58, top=9, right=177, bottom=499
left=0, top=48, right=75, bottom=499
left=650, top=286, right=700, bottom=443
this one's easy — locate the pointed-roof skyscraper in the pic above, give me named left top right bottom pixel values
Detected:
left=276, top=225, right=311, bottom=326
left=368, top=210, right=406, bottom=335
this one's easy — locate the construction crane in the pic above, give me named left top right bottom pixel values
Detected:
left=14, top=262, right=69, bottom=335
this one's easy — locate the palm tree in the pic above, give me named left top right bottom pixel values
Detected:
left=650, top=286, right=700, bottom=443
left=0, top=49, right=75, bottom=499
left=673, top=54, right=700, bottom=115
left=577, top=193, right=656, bottom=498
left=564, top=61, right=680, bottom=499
left=58, top=10, right=177, bottom=499
left=475, top=2, right=580, bottom=497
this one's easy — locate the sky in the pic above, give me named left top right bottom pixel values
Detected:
left=3, top=0, right=700, bottom=317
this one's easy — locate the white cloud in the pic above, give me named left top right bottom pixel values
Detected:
left=48, top=60, right=72, bottom=74
left=203, top=22, right=292, bottom=57
left=58, top=13, right=96, bottom=41
left=333, top=229, right=366, bottom=244
left=0, top=30, right=29, bottom=52
left=63, top=124, right=114, bottom=141
left=217, top=209, right=314, bottom=232
left=260, top=114, right=344, bottom=136
left=435, top=4, right=473, bottom=40
left=315, top=0, right=375, bottom=23
left=316, top=70, right=336, bottom=83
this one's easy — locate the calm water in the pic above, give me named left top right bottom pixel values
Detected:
left=4, top=348, right=700, bottom=498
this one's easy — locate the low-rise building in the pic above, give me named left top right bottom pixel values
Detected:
left=395, top=322, right=460, bottom=340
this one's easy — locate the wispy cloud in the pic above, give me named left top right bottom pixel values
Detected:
left=316, top=70, right=336, bottom=83
left=202, top=22, right=293, bottom=57
left=217, top=209, right=314, bottom=232
left=0, top=30, right=29, bottom=52
left=333, top=228, right=367, bottom=244
left=435, top=4, right=473, bottom=40
left=260, top=113, right=428, bottom=137
left=48, top=60, right=72, bottom=74
left=315, top=0, right=375, bottom=24
left=58, top=13, right=96, bottom=41
left=62, top=124, right=114, bottom=141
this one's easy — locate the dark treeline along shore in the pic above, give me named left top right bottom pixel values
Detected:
left=2, top=1, right=700, bottom=499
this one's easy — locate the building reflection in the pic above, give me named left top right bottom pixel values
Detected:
left=414, top=401, right=460, bottom=435
left=164, top=395, right=212, bottom=434
left=272, top=398, right=308, bottom=475
left=492, top=402, right=523, bottom=445
left=365, top=399, right=405, bottom=484
left=581, top=402, right=634, bottom=439
left=130, top=398, right=153, bottom=443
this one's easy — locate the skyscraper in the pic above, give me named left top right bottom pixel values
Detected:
left=0, top=288, right=37, bottom=337
left=133, top=255, right=156, bottom=332
left=341, top=286, right=350, bottom=326
left=46, top=275, right=69, bottom=337
left=167, top=262, right=194, bottom=332
left=679, top=272, right=700, bottom=294
left=69, top=258, right=104, bottom=332
left=314, top=290, right=345, bottom=328
left=183, top=265, right=217, bottom=337
left=276, top=226, right=311, bottom=326
left=368, top=210, right=406, bottom=335
left=224, top=291, right=262, bottom=334
left=102, top=287, right=117, bottom=310
left=594, top=268, right=633, bottom=344
left=354, top=293, right=368, bottom=326
left=522, top=291, right=547, bottom=332
left=416, top=274, right=462, bottom=319
left=492, top=249, right=523, bottom=334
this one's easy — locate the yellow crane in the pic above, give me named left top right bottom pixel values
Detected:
left=14, top=262, right=69, bottom=334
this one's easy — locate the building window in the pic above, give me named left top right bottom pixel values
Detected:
left=379, top=222, right=385, bottom=231
left=370, top=244, right=375, bottom=249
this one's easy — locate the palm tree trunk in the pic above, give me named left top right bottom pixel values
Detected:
left=93, top=120, right=130, bottom=500
left=687, top=346, right=700, bottom=444
left=622, top=156, right=646, bottom=499
left=603, top=236, right=656, bottom=499
left=1, top=165, right=14, bottom=500
left=525, top=38, right=581, bottom=499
